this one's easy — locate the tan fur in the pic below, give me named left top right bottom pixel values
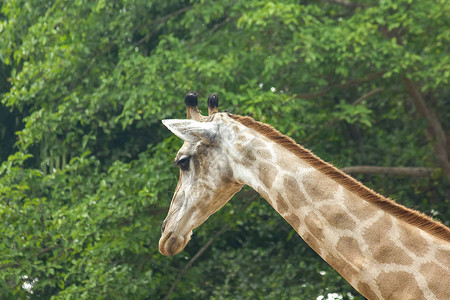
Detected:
left=229, top=114, right=450, bottom=242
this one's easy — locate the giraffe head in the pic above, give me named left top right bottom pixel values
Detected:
left=159, top=92, right=244, bottom=256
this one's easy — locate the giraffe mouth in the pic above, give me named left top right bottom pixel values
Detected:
left=159, top=231, right=192, bottom=256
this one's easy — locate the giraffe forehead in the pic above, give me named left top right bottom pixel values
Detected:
left=176, top=141, right=197, bottom=158
left=176, top=139, right=215, bottom=160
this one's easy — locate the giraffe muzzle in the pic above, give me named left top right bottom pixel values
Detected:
left=159, top=231, right=191, bottom=256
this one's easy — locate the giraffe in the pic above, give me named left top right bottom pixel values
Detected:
left=160, top=92, right=450, bottom=299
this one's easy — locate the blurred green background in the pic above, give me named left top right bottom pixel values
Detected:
left=0, top=0, right=449, bottom=299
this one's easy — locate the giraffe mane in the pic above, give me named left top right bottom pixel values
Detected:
left=229, top=113, right=450, bottom=243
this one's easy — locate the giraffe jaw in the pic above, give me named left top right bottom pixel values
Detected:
left=159, top=231, right=192, bottom=256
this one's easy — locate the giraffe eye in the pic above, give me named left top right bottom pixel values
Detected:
left=176, top=156, right=191, bottom=171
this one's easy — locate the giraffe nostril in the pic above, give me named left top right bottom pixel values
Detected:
left=161, top=220, right=167, bottom=234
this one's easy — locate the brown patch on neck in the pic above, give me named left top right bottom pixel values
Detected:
left=420, top=262, right=450, bottom=298
left=319, top=204, right=357, bottom=230
left=372, top=242, right=414, bottom=265
left=258, top=162, right=277, bottom=189
left=376, top=271, right=425, bottom=299
left=229, top=114, right=450, bottom=243
left=357, top=282, right=379, bottom=300
left=336, top=237, right=366, bottom=268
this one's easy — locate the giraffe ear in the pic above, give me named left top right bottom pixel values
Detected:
left=162, top=119, right=219, bottom=144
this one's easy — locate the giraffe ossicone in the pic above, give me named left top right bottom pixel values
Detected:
left=160, top=92, right=450, bottom=299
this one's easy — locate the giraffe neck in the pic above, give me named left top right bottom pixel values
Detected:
left=231, top=129, right=450, bottom=300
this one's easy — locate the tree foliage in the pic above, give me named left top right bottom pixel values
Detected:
left=0, top=0, right=449, bottom=298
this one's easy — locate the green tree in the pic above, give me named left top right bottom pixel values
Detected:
left=1, top=0, right=448, bottom=298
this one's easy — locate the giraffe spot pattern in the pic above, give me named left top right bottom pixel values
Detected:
left=342, top=189, right=378, bottom=220
left=372, top=242, right=413, bottom=265
left=194, top=194, right=215, bottom=216
left=436, top=249, right=450, bottom=268
left=357, top=282, right=379, bottom=300
left=398, top=222, right=430, bottom=257
left=376, top=271, right=425, bottom=299
left=419, top=262, right=450, bottom=299
left=240, top=150, right=256, bottom=167
left=256, top=149, right=272, bottom=160
left=362, top=214, right=414, bottom=265
left=303, top=232, right=322, bottom=256
left=229, top=114, right=450, bottom=300
left=336, top=237, right=365, bottom=266
left=302, top=170, right=337, bottom=202
left=237, top=135, right=246, bottom=142
left=304, top=212, right=325, bottom=241
left=285, top=214, right=301, bottom=231
left=220, top=165, right=235, bottom=184
left=326, top=253, right=355, bottom=282
left=234, top=142, right=244, bottom=153
left=283, top=175, right=306, bottom=209
left=363, top=213, right=392, bottom=245
left=192, top=149, right=213, bottom=175
left=251, top=139, right=266, bottom=149
left=277, top=151, right=301, bottom=173
left=258, top=162, right=277, bottom=190
left=246, top=151, right=257, bottom=162
left=318, top=205, right=356, bottom=230
left=276, top=193, right=288, bottom=215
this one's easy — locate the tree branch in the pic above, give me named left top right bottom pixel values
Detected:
left=341, top=166, right=436, bottom=177
left=353, top=87, right=383, bottom=106
left=0, top=263, right=19, bottom=270
left=37, top=245, right=59, bottom=255
left=295, top=88, right=331, bottom=100
left=210, top=17, right=233, bottom=34
left=403, top=78, right=450, bottom=182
